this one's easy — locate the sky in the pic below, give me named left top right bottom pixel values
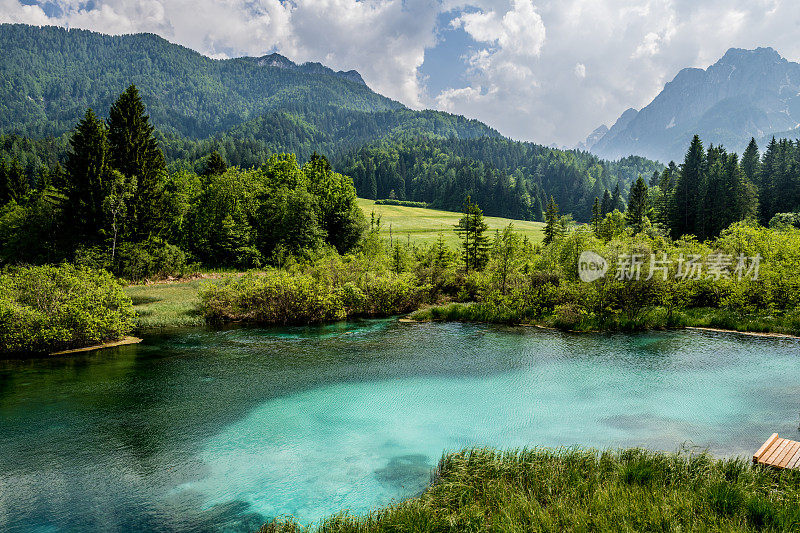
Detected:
left=4, top=0, right=800, bottom=146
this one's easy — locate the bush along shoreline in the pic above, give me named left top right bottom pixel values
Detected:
left=259, top=446, right=800, bottom=532
left=189, top=219, right=800, bottom=337
left=0, top=264, right=134, bottom=355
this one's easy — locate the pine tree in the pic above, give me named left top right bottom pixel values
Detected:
left=668, top=135, right=705, bottom=238
left=202, top=150, right=227, bottom=177
left=726, top=153, right=758, bottom=228
left=600, top=189, right=612, bottom=215
left=611, top=183, right=623, bottom=212
left=107, top=85, right=167, bottom=240
left=7, top=159, right=28, bottom=202
left=455, top=196, right=490, bottom=272
left=543, top=196, right=560, bottom=245
left=66, top=109, right=111, bottom=241
left=741, top=138, right=760, bottom=185
left=758, top=137, right=778, bottom=223
left=0, top=159, right=9, bottom=204
left=625, top=176, right=648, bottom=233
left=591, top=196, right=602, bottom=235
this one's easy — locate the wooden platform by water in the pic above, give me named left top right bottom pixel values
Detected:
left=753, top=433, right=800, bottom=470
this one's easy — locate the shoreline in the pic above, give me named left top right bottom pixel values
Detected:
left=686, top=326, right=800, bottom=340
left=400, top=316, right=800, bottom=339
left=49, top=336, right=143, bottom=356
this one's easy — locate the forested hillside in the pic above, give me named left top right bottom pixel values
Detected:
left=0, top=24, right=401, bottom=138
left=339, top=137, right=662, bottom=220
left=161, top=106, right=498, bottom=166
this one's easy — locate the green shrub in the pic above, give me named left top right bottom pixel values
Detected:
left=113, top=238, right=193, bottom=282
left=373, top=199, right=428, bottom=208
left=0, top=264, right=134, bottom=354
left=199, top=270, right=428, bottom=325
left=199, top=273, right=345, bottom=325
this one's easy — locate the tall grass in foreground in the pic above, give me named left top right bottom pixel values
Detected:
left=260, top=447, right=800, bottom=532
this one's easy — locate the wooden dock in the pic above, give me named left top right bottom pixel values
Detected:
left=753, top=433, right=800, bottom=470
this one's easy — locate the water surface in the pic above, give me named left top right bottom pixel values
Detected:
left=1, top=321, right=799, bottom=531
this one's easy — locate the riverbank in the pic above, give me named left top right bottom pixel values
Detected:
left=125, top=278, right=800, bottom=340
left=408, top=302, right=800, bottom=338
left=260, top=446, right=800, bottom=532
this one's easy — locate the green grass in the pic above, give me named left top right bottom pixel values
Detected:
left=260, top=447, right=800, bottom=532
left=358, top=198, right=544, bottom=248
left=125, top=280, right=207, bottom=329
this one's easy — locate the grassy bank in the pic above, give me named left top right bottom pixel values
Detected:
left=260, top=447, right=800, bottom=532
left=410, top=303, right=800, bottom=337
left=125, top=280, right=206, bottom=328
left=358, top=198, right=544, bottom=247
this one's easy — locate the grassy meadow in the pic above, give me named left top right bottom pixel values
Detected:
left=358, top=199, right=544, bottom=247
left=125, top=280, right=207, bottom=328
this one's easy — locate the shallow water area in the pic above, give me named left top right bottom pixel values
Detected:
left=1, top=320, right=799, bottom=531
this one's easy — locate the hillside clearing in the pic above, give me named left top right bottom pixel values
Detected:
left=357, top=199, right=544, bottom=247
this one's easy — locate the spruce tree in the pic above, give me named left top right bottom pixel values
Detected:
left=0, top=159, right=9, bottom=204
left=600, top=189, right=612, bottom=215
left=455, top=196, right=490, bottom=272
left=741, top=138, right=760, bottom=185
left=108, top=85, right=167, bottom=240
left=611, top=183, right=623, bottom=212
left=758, top=137, right=778, bottom=223
left=66, top=109, right=111, bottom=241
left=625, top=176, right=649, bottom=233
left=202, top=150, right=227, bottom=177
left=7, top=159, right=28, bottom=202
left=543, top=196, right=560, bottom=245
left=591, top=196, right=602, bottom=235
left=668, top=135, right=705, bottom=238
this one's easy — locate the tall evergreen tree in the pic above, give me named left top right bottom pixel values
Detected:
left=0, top=159, right=9, bottom=204
left=669, top=135, right=705, bottom=238
left=202, top=150, right=227, bottom=177
left=543, top=196, right=560, bottom=245
left=758, top=137, right=779, bottom=223
left=6, top=159, right=28, bottom=202
left=107, top=85, right=167, bottom=240
left=65, top=109, right=111, bottom=241
left=600, top=189, right=612, bottom=215
left=625, top=176, right=649, bottom=233
left=455, top=196, right=490, bottom=272
left=611, top=183, right=623, bottom=212
left=741, top=138, right=760, bottom=185
left=591, top=196, right=602, bottom=235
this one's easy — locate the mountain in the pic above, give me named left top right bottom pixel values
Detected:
left=0, top=23, right=402, bottom=138
left=575, top=124, right=609, bottom=151
left=591, top=47, right=800, bottom=162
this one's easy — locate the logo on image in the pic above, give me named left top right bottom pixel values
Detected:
left=578, top=251, right=608, bottom=282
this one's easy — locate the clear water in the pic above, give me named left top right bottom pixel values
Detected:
left=1, top=321, right=799, bottom=532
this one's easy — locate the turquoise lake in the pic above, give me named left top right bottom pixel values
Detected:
left=1, top=321, right=799, bottom=532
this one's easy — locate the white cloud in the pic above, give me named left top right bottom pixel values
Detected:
left=574, top=63, right=586, bottom=79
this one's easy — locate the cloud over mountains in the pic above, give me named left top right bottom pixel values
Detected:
left=4, top=0, right=800, bottom=146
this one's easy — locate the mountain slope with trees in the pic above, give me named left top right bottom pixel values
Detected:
left=0, top=23, right=402, bottom=138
